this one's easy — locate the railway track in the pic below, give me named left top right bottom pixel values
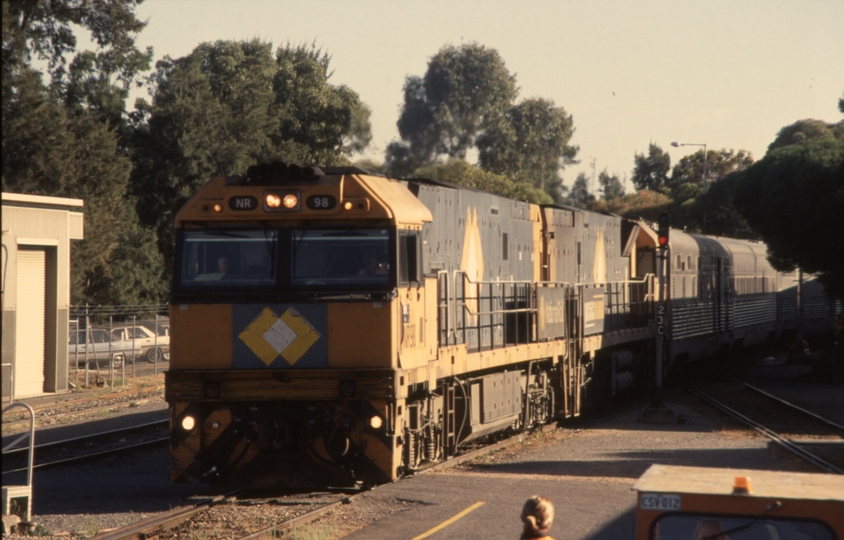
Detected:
left=728, top=376, right=844, bottom=432
left=90, top=422, right=560, bottom=540
left=2, top=384, right=165, bottom=435
left=2, top=419, right=169, bottom=475
left=686, top=384, right=844, bottom=475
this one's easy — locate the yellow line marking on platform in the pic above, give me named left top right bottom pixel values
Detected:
left=411, top=501, right=485, bottom=540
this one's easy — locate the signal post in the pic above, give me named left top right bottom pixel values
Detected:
left=639, top=212, right=676, bottom=423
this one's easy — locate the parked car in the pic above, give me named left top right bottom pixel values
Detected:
left=110, top=324, right=170, bottom=363
left=68, top=328, right=141, bottom=368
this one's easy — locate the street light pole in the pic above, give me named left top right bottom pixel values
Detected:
left=671, top=141, right=708, bottom=233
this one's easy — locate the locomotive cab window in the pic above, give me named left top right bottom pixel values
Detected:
left=178, top=229, right=278, bottom=286
left=291, top=228, right=392, bottom=286
left=399, top=232, right=420, bottom=285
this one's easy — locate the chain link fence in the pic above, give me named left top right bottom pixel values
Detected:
left=69, top=304, right=169, bottom=389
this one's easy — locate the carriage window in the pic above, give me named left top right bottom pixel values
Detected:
left=291, top=229, right=390, bottom=286
left=179, top=230, right=277, bottom=286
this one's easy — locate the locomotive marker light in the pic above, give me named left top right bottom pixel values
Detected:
left=181, top=416, right=196, bottom=431
left=369, top=416, right=383, bottom=429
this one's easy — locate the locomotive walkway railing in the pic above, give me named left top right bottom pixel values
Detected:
left=437, top=272, right=656, bottom=351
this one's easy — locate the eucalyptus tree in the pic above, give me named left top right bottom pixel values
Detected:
left=130, top=40, right=372, bottom=267
left=2, top=0, right=161, bottom=305
left=631, top=143, right=671, bottom=192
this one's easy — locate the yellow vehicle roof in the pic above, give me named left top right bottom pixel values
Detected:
left=634, top=464, right=844, bottom=502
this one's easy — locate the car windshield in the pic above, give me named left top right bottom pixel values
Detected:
left=652, top=514, right=835, bottom=540
left=179, top=229, right=277, bottom=286
left=291, top=229, right=390, bottom=286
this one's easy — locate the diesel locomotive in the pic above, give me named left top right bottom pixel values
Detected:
left=165, top=162, right=831, bottom=489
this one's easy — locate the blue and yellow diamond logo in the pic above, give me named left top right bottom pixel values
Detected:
left=239, top=307, right=321, bottom=366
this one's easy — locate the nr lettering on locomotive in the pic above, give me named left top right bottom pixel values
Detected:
left=165, top=162, right=832, bottom=489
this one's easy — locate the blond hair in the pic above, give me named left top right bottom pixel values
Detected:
left=521, top=496, right=554, bottom=538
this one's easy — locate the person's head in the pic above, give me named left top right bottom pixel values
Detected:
left=218, top=256, right=230, bottom=274
left=693, top=519, right=728, bottom=540
left=521, top=496, right=554, bottom=539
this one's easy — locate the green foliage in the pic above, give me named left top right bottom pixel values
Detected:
left=130, top=39, right=372, bottom=267
left=767, top=119, right=843, bottom=153
left=477, top=97, right=578, bottom=203
left=667, top=148, right=754, bottom=201
left=597, top=169, right=626, bottom=201
left=616, top=190, right=673, bottom=221
left=2, top=0, right=149, bottom=91
left=735, top=139, right=844, bottom=298
left=631, top=143, right=671, bottom=192
left=386, top=43, right=518, bottom=174
left=413, top=159, right=552, bottom=204
left=387, top=43, right=577, bottom=202
left=2, top=0, right=164, bottom=306
left=696, top=174, right=758, bottom=240
left=654, top=148, right=755, bottom=235
left=64, top=46, right=153, bottom=133
left=567, top=173, right=596, bottom=209
left=84, top=210, right=167, bottom=305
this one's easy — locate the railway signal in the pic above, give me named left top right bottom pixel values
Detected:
left=657, top=212, right=670, bottom=248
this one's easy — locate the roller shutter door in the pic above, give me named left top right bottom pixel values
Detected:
left=15, top=248, right=47, bottom=397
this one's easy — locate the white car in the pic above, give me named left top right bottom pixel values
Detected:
left=110, top=324, right=170, bottom=363
left=68, top=328, right=141, bottom=368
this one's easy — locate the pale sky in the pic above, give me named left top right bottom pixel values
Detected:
left=132, top=0, right=844, bottom=192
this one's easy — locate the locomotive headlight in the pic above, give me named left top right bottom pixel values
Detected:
left=283, top=193, right=298, bottom=209
left=265, top=193, right=282, bottom=208
left=181, top=415, right=196, bottom=431
left=369, top=415, right=383, bottom=430
left=263, top=190, right=301, bottom=212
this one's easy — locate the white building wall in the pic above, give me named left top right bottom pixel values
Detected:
left=2, top=193, right=83, bottom=400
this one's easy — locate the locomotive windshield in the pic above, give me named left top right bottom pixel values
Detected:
left=179, top=230, right=278, bottom=286
left=291, top=229, right=390, bottom=286
left=175, top=227, right=393, bottom=292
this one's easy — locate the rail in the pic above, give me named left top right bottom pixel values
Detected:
left=728, top=377, right=844, bottom=432
left=686, top=385, right=843, bottom=475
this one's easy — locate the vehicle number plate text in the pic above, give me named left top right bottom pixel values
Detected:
left=640, top=493, right=681, bottom=511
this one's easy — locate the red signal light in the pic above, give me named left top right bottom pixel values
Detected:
left=657, top=212, right=670, bottom=249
